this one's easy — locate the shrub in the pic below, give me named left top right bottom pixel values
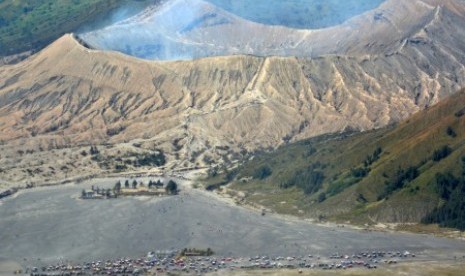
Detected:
left=252, top=165, right=272, bottom=180
left=134, top=151, right=166, bottom=167
left=351, top=167, right=370, bottom=178
left=378, top=166, right=419, bottom=200
left=446, top=126, right=457, bottom=138
left=432, top=145, right=452, bottom=162
left=318, top=192, right=327, bottom=203
left=166, top=180, right=178, bottom=195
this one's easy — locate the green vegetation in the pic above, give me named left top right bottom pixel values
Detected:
left=432, top=145, right=453, bottom=162
left=280, top=168, right=325, bottom=195
left=422, top=157, right=465, bottom=230
left=92, top=148, right=166, bottom=171
left=447, top=126, right=457, bottom=137
left=132, top=179, right=138, bottom=189
left=253, top=165, right=273, bottom=180
left=378, top=166, right=420, bottom=200
left=133, top=151, right=166, bottom=167
left=165, top=180, right=178, bottom=195
left=208, top=90, right=465, bottom=229
left=0, top=0, right=152, bottom=56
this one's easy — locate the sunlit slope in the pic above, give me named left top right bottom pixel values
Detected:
left=227, top=90, right=465, bottom=226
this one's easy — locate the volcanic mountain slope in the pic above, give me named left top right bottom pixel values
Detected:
left=226, top=89, right=465, bottom=227
left=1, top=0, right=465, bottom=186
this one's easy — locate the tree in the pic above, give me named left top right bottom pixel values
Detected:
left=432, top=145, right=453, bottom=162
left=114, top=181, right=121, bottom=194
left=379, top=166, right=419, bottom=200
left=166, top=180, right=178, bottom=195
left=318, top=192, right=326, bottom=203
left=90, top=145, right=99, bottom=155
left=447, top=126, right=457, bottom=138
left=280, top=168, right=325, bottom=196
left=132, top=179, right=138, bottom=189
left=124, top=180, right=129, bottom=188
left=422, top=171, right=465, bottom=230
left=252, top=165, right=272, bottom=180
left=208, top=167, right=218, bottom=177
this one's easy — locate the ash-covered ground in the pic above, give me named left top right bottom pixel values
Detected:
left=1, top=177, right=465, bottom=270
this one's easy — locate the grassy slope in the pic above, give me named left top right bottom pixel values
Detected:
left=215, top=89, right=465, bottom=225
left=0, top=0, right=151, bottom=56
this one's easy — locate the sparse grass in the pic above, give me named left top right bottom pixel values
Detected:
left=396, top=223, right=465, bottom=239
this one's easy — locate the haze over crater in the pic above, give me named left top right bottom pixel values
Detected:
left=78, top=0, right=386, bottom=60
left=205, top=0, right=386, bottom=29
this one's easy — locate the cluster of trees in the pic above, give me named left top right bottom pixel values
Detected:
left=364, top=147, right=383, bottom=167
left=422, top=159, right=465, bottom=230
left=117, top=178, right=178, bottom=195
left=280, top=168, right=325, bottom=195
left=324, top=147, right=383, bottom=200
left=351, top=167, right=370, bottom=178
left=89, top=145, right=100, bottom=155
left=432, top=145, right=453, bottom=162
left=377, top=145, right=454, bottom=200
left=252, top=165, right=272, bottom=180
left=133, top=151, right=166, bottom=167
left=121, top=179, right=140, bottom=189
left=378, top=166, right=419, bottom=200
left=349, top=147, right=383, bottom=178
left=119, top=179, right=165, bottom=189
left=148, top=179, right=164, bottom=188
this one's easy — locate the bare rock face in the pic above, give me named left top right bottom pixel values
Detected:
left=1, top=0, right=465, bottom=184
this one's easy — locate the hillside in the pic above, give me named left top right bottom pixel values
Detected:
left=1, top=0, right=465, bottom=188
left=219, top=89, right=465, bottom=229
left=0, top=0, right=153, bottom=57
left=0, top=21, right=462, bottom=186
